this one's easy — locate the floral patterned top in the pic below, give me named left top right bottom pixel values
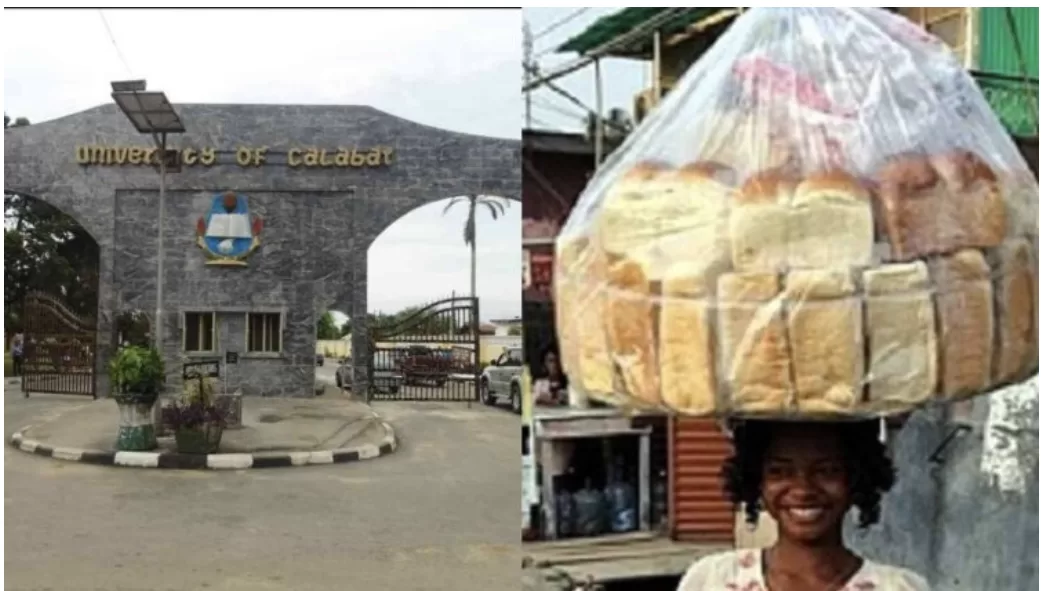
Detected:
left=677, top=549, right=931, bottom=591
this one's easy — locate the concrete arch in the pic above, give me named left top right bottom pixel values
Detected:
left=4, top=103, right=521, bottom=398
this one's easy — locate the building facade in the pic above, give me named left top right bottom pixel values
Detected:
left=5, top=104, right=520, bottom=398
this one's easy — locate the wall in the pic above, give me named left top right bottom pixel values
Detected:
left=4, top=104, right=520, bottom=397
left=846, top=379, right=1038, bottom=589
left=316, top=339, right=351, bottom=359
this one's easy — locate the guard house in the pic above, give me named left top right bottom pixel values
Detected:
left=4, top=104, right=520, bottom=398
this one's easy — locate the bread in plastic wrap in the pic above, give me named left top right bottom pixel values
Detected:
left=553, top=7, right=1038, bottom=419
left=992, top=239, right=1038, bottom=383
left=862, top=262, right=937, bottom=413
left=931, top=249, right=995, bottom=400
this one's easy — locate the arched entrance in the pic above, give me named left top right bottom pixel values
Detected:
left=356, top=195, right=520, bottom=402
left=4, top=103, right=520, bottom=399
left=5, top=191, right=101, bottom=397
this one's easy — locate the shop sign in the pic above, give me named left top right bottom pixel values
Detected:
left=527, top=250, right=554, bottom=295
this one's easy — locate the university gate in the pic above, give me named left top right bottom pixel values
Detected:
left=21, top=291, right=98, bottom=398
left=4, top=103, right=520, bottom=398
left=367, top=296, right=479, bottom=402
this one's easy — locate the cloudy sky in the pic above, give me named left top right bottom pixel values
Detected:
left=522, top=8, right=646, bottom=132
left=3, top=8, right=522, bottom=323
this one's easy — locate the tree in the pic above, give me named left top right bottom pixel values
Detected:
left=441, top=194, right=511, bottom=313
left=316, top=311, right=341, bottom=340
left=4, top=114, right=29, bottom=129
left=5, top=116, right=101, bottom=333
left=5, top=193, right=100, bottom=329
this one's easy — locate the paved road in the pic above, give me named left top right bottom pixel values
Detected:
left=5, top=379, right=520, bottom=591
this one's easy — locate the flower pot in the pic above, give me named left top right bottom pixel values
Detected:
left=174, top=422, right=224, bottom=454
left=113, top=394, right=159, bottom=452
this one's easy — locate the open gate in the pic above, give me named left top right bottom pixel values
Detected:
left=21, top=291, right=97, bottom=398
left=368, top=296, right=479, bottom=402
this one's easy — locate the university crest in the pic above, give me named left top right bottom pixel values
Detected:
left=195, top=191, right=263, bottom=266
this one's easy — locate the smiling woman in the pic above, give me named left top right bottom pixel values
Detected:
left=676, top=421, right=931, bottom=591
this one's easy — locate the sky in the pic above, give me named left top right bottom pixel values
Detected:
left=522, top=8, right=647, bottom=132
left=3, top=8, right=522, bottom=323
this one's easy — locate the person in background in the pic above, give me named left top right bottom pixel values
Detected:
left=10, top=333, right=24, bottom=377
left=532, top=344, right=568, bottom=407
left=677, top=420, right=929, bottom=591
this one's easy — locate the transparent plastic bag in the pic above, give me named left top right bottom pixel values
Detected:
left=555, top=7, right=1038, bottom=419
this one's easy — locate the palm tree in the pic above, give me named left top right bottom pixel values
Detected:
left=442, top=194, right=511, bottom=310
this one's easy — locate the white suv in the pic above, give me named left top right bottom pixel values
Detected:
left=479, top=347, right=524, bottom=413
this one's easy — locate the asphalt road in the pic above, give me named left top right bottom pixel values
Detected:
left=5, top=378, right=520, bottom=591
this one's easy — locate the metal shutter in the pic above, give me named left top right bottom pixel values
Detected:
left=669, top=417, right=736, bottom=543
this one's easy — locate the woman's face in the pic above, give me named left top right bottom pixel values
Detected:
left=760, top=424, right=851, bottom=544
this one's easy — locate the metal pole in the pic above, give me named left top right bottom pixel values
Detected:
left=594, top=58, right=604, bottom=167
left=523, top=20, right=534, bottom=129
left=653, top=30, right=663, bottom=105
left=155, top=133, right=167, bottom=351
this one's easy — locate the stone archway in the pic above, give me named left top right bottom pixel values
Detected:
left=4, top=190, right=105, bottom=394
left=5, top=103, right=520, bottom=398
left=338, top=193, right=521, bottom=400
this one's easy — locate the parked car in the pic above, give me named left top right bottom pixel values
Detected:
left=480, top=347, right=524, bottom=413
left=397, top=346, right=450, bottom=387
left=336, top=354, right=403, bottom=394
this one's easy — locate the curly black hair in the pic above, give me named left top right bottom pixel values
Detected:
left=721, top=420, right=897, bottom=529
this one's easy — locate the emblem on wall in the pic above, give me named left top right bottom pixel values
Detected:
left=195, top=191, right=263, bottom=266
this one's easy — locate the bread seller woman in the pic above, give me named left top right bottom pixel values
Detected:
left=552, top=7, right=1035, bottom=590
left=676, top=420, right=929, bottom=590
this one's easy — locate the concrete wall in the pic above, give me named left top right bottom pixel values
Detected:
left=317, top=339, right=351, bottom=359
left=5, top=104, right=520, bottom=397
left=846, top=379, right=1038, bottom=589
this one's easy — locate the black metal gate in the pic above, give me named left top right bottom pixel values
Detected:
left=368, top=296, right=479, bottom=402
left=21, top=291, right=97, bottom=398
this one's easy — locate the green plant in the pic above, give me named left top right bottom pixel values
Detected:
left=162, top=397, right=230, bottom=431
left=108, top=345, right=165, bottom=399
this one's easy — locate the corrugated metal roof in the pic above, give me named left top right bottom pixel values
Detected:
left=522, top=129, right=594, bottom=156
left=556, top=8, right=730, bottom=58
left=978, top=7, right=1039, bottom=76
left=671, top=418, right=736, bottom=544
left=973, top=9, right=1039, bottom=137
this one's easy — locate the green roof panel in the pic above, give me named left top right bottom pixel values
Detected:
left=556, top=8, right=727, bottom=57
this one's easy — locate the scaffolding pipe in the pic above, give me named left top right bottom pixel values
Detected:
left=653, top=30, right=662, bottom=105
left=594, top=58, right=604, bottom=167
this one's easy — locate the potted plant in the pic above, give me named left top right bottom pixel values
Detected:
left=162, top=377, right=229, bottom=454
left=109, top=345, right=165, bottom=451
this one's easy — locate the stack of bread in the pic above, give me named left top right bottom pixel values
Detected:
left=553, top=8, right=1038, bottom=419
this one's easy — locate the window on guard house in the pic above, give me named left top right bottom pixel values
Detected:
left=183, top=312, right=216, bottom=353
left=248, top=313, right=282, bottom=353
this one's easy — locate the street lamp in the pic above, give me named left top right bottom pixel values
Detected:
left=111, top=80, right=185, bottom=352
